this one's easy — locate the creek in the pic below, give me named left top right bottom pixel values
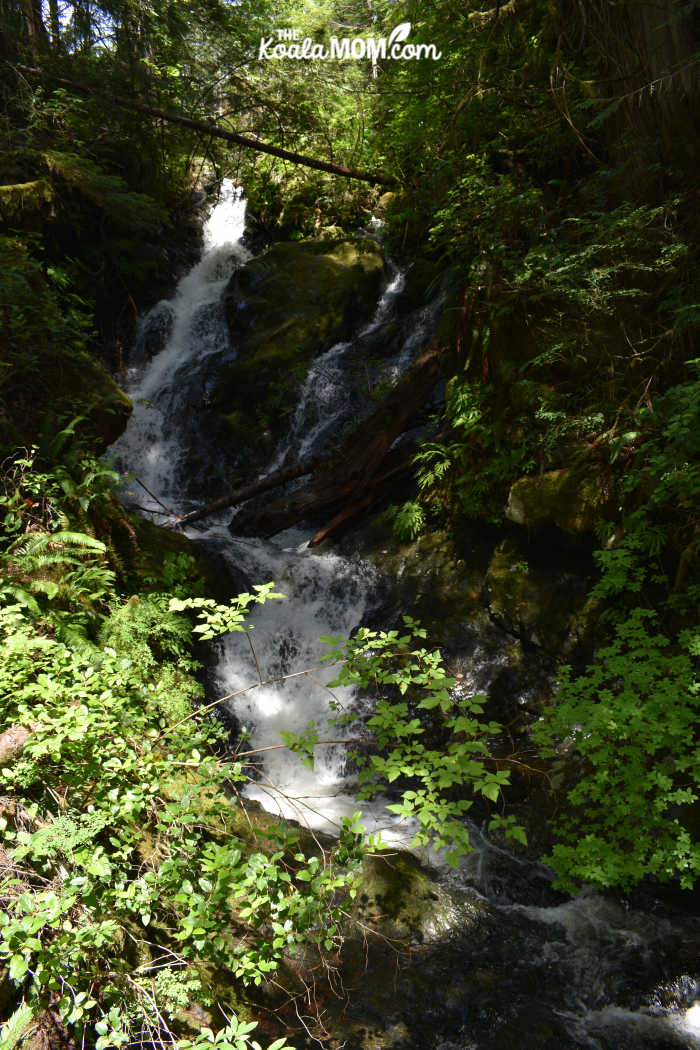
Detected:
left=110, top=183, right=700, bottom=1050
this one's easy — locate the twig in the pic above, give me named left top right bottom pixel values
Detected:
left=133, top=478, right=174, bottom=516
left=246, top=630, right=264, bottom=686
left=157, top=662, right=334, bottom=739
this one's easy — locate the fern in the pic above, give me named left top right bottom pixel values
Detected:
left=1, top=529, right=114, bottom=636
left=11, top=530, right=107, bottom=558
left=392, top=501, right=425, bottom=541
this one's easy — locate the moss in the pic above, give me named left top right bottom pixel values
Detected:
left=505, top=468, right=606, bottom=534
left=212, top=238, right=384, bottom=470
left=58, top=352, right=133, bottom=448
left=354, top=851, right=483, bottom=942
left=116, top=514, right=251, bottom=605
left=356, top=517, right=493, bottom=649
left=0, top=179, right=54, bottom=227
left=1, top=345, right=132, bottom=454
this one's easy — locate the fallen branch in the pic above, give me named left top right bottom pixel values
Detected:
left=231, top=345, right=444, bottom=539
left=165, top=454, right=323, bottom=530
left=18, top=67, right=399, bottom=187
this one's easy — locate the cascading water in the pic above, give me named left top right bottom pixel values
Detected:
left=111, top=185, right=700, bottom=1050
left=111, top=182, right=250, bottom=515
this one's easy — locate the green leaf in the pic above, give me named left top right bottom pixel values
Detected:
left=8, top=954, right=28, bottom=982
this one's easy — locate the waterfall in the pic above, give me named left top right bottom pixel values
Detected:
left=110, top=181, right=249, bottom=515
left=110, top=185, right=700, bottom=1050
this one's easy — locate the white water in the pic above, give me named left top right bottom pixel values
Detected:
left=111, top=182, right=249, bottom=514
left=264, top=268, right=406, bottom=474
left=110, top=185, right=700, bottom=1049
left=211, top=529, right=390, bottom=834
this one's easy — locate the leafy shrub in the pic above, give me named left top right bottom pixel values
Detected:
left=0, top=584, right=362, bottom=1048
left=536, top=364, right=700, bottom=890
left=534, top=609, right=700, bottom=891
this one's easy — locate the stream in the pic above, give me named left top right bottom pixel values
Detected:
left=110, top=183, right=700, bottom=1050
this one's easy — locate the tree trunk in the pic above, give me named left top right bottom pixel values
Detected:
left=165, top=455, right=323, bottom=530
left=47, top=0, right=60, bottom=49
left=161, top=346, right=442, bottom=542
left=21, top=0, right=47, bottom=61
left=20, top=68, right=399, bottom=187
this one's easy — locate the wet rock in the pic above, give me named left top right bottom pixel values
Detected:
left=355, top=851, right=486, bottom=944
left=212, top=238, right=384, bottom=471
left=484, top=536, right=594, bottom=652
left=130, top=301, right=174, bottom=366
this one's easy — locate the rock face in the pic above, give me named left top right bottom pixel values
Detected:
left=0, top=347, right=132, bottom=453
left=211, top=237, right=384, bottom=470
left=505, top=468, right=605, bottom=534
left=62, top=353, right=133, bottom=449
left=484, top=536, right=596, bottom=653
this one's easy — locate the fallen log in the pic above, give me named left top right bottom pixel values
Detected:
left=309, top=495, right=373, bottom=548
left=19, top=67, right=399, bottom=187
left=308, top=442, right=419, bottom=546
left=231, top=345, right=444, bottom=539
left=164, top=454, right=323, bottom=530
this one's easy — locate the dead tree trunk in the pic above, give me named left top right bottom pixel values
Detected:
left=19, top=67, right=399, bottom=187
left=163, top=346, right=443, bottom=541
left=165, top=455, right=322, bottom=530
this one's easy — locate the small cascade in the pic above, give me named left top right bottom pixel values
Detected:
left=263, top=268, right=424, bottom=472
left=111, top=186, right=700, bottom=1050
left=211, top=529, right=381, bottom=832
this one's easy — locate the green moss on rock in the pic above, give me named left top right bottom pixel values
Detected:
left=60, top=353, right=133, bottom=448
left=1, top=348, right=132, bottom=453
left=355, top=851, right=484, bottom=943
left=0, top=179, right=54, bottom=227
left=485, top=537, right=593, bottom=651
left=505, top=468, right=605, bottom=534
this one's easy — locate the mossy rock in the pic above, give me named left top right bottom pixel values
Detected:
left=211, top=238, right=384, bottom=470
left=58, top=352, right=133, bottom=448
left=354, top=851, right=485, bottom=944
left=505, top=468, right=606, bottom=534
left=123, top=514, right=238, bottom=600
left=1, top=348, right=132, bottom=453
left=374, top=190, right=399, bottom=217
left=485, top=536, right=592, bottom=651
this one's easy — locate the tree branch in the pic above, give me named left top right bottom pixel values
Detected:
left=18, top=67, right=399, bottom=187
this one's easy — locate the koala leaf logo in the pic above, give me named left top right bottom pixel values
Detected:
left=387, top=22, right=411, bottom=48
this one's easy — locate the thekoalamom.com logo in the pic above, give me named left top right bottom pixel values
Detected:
left=257, top=22, right=442, bottom=62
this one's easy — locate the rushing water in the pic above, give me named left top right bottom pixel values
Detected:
left=110, top=183, right=250, bottom=516
left=110, top=184, right=700, bottom=1050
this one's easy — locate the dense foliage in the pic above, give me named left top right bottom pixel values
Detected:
left=1, top=0, right=699, bottom=1044
left=0, top=465, right=362, bottom=1048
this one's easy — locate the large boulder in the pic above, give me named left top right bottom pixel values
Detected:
left=505, top=468, right=605, bottom=534
left=0, top=348, right=132, bottom=453
left=58, top=353, right=133, bottom=449
left=211, top=237, right=384, bottom=470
